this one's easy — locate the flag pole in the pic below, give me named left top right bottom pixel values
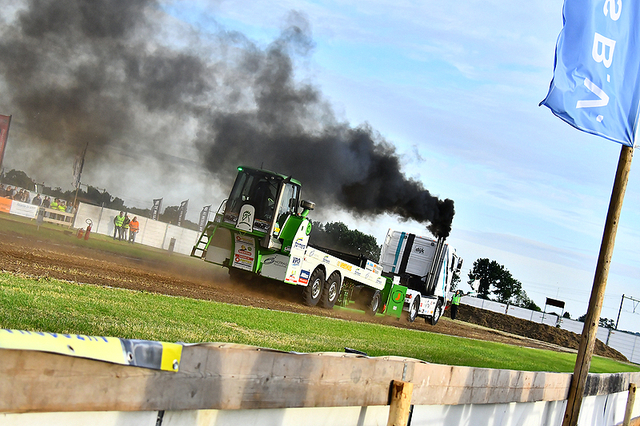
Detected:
left=72, top=142, right=89, bottom=212
left=562, top=144, right=634, bottom=426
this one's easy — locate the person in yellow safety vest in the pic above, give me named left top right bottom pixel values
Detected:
left=113, top=211, right=125, bottom=240
left=451, top=290, right=462, bottom=320
left=129, top=217, right=140, bottom=244
left=50, top=198, right=59, bottom=221
left=122, top=213, right=131, bottom=241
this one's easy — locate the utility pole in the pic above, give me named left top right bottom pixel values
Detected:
left=616, top=294, right=625, bottom=330
left=72, top=142, right=89, bottom=210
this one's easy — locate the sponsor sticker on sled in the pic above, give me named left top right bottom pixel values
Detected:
left=299, top=270, right=310, bottom=285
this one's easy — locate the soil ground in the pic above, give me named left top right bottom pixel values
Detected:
left=0, top=228, right=627, bottom=362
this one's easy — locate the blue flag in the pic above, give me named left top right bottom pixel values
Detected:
left=541, top=0, right=640, bottom=146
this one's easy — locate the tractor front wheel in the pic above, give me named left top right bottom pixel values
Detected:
left=428, top=298, right=443, bottom=326
left=408, top=296, right=420, bottom=322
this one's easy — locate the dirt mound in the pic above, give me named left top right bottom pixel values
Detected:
left=451, top=304, right=627, bottom=362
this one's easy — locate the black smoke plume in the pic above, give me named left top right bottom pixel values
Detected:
left=0, top=0, right=454, bottom=238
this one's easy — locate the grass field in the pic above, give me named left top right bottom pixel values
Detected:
left=1, top=213, right=638, bottom=373
left=1, top=272, right=638, bottom=374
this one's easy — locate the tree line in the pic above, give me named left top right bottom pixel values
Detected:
left=466, top=258, right=541, bottom=311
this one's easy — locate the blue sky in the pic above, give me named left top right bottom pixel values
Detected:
left=176, top=0, right=640, bottom=330
left=2, top=0, right=638, bottom=332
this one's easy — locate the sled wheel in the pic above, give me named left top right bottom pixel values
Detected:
left=366, top=290, right=381, bottom=316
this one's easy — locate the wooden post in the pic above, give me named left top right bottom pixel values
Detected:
left=562, top=145, right=634, bottom=426
left=387, top=380, right=413, bottom=426
left=623, top=384, right=637, bottom=426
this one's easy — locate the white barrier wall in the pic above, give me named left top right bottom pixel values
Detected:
left=138, top=216, right=170, bottom=249
left=73, top=203, right=200, bottom=256
left=507, top=304, right=535, bottom=321
left=163, top=224, right=200, bottom=253
left=608, top=331, right=640, bottom=364
left=462, top=296, right=640, bottom=365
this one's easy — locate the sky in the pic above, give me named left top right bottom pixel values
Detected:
left=1, top=0, right=639, bottom=332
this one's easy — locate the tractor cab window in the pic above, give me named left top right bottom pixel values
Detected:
left=252, top=178, right=279, bottom=222
left=273, top=183, right=300, bottom=237
left=276, top=183, right=299, bottom=218
left=226, top=172, right=254, bottom=215
left=224, top=170, right=282, bottom=232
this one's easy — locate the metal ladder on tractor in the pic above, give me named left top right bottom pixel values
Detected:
left=191, top=201, right=226, bottom=259
left=191, top=222, right=216, bottom=258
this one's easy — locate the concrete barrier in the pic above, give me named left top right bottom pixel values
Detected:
left=72, top=202, right=199, bottom=256
left=0, top=340, right=639, bottom=426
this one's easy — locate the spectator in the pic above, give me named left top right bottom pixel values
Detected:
left=32, top=194, right=42, bottom=206
left=58, top=200, right=67, bottom=222
left=122, top=213, right=131, bottom=241
left=113, top=211, right=125, bottom=240
left=50, top=198, right=59, bottom=220
left=42, top=196, right=51, bottom=217
left=129, top=217, right=140, bottom=243
left=0, top=184, right=5, bottom=197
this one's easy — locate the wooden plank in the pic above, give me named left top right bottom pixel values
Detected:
left=42, top=217, right=73, bottom=226
left=1, top=344, right=639, bottom=414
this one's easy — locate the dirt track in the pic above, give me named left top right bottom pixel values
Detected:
left=0, top=228, right=627, bottom=362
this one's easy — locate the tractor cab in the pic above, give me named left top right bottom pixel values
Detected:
left=221, top=167, right=313, bottom=252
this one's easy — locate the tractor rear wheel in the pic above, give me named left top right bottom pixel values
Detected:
left=320, top=272, right=341, bottom=309
left=303, top=268, right=324, bottom=306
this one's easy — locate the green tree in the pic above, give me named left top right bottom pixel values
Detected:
left=160, top=205, right=180, bottom=224
left=467, top=258, right=498, bottom=299
left=514, top=290, right=541, bottom=311
left=309, top=221, right=381, bottom=260
left=577, top=314, right=616, bottom=329
left=563, top=312, right=571, bottom=319
left=2, top=169, right=36, bottom=190
left=468, top=258, right=538, bottom=308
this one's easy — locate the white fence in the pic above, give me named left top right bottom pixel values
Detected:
left=461, top=295, right=640, bottom=364
left=72, top=202, right=200, bottom=256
